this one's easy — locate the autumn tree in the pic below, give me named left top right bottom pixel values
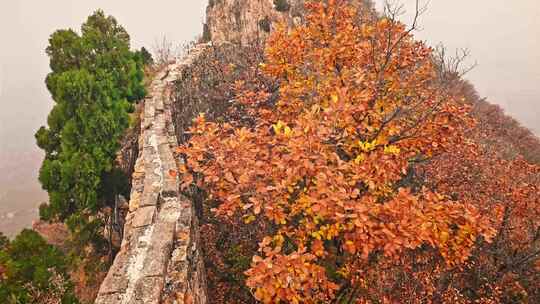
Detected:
left=179, top=1, right=495, bottom=302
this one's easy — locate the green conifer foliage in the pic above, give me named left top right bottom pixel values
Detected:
left=0, top=230, right=78, bottom=303
left=139, top=47, right=154, bottom=65
left=36, top=10, right=146, bottom=225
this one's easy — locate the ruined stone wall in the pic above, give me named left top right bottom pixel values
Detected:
left=115, top=102, right=143, bottom=186
left=95, top=44, right=210, bottom=304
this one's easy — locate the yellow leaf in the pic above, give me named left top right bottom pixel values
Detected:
left=384, top=145, right=401, bottom=155
left=243, top=215, right=256, bottom=224
left=284, top=126, right=292, bottom=137
left=357, top=139, right=377, bottom=152
left=273, top=120, right=288, bottom=135
left=354, top=154, right=365, bottom=164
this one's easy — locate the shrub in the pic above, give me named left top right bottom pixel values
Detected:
left=202, top=23, right=212, bottom=42
left=139, top=47, right=154, bottom=65
left=0, top=230, right=78, bottom=303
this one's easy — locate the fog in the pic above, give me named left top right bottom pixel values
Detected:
left=373, top=0, right=540, bottom=133
left=0, top=0, right=207, bottom=236
left=0, top=0, right=538, bottom=236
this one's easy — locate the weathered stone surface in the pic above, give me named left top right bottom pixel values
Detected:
left=143, top=221, right=175, bottom=277
left=98, top=251, right=130, bottom=294
left=96, top=44, right=209, bottom=304
left=205, top=0, right=302, bottom=46
left=132, top=276, right=164, bottom=304
left=94, top=293, right=123, bottom=304
left=206, top=0, right=370, bottom=46
left=132, top=206, right=156, bottom=228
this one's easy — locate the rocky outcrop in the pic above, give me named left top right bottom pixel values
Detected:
left=95, top=44, right=209, bottom=304
left=206, top=0, right=306, bottom=45
left=205, top=0, right=373, bottom=46
left=32, top=221, right=70, bottom=250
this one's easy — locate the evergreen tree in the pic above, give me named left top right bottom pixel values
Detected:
left=139, top=47, right=154, bottom=65
left=35, top=10, right=145, bottom=226
left=0, top=230, right=78, bottom=303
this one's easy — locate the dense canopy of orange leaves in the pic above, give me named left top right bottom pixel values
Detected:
left=176, top=1, right=539, bottom=302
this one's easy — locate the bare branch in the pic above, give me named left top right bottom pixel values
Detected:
left=152, top=35, right=180, bottom=67
left=433, top=44, right=478, bottom=83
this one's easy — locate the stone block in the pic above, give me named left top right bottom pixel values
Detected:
left=161, top=178, right=178, bottom=198
left=132, top=276, right=164, bottom=304
left=143, top=107, right=155, bottom=130
left=143, top=155, right=159, bottom=174
left=127, top=226, right=150, bottom=249
left=143, top=230, right=174, bottom=276
left=143, top=133, right=159, bottom=151
left=98, top=251, right=130, bottom=294
left=132, top=206, right=156, bottom=228
left=95, top=293, right=124, bottom=304
left=129, top=191, right=142, bottom=212
left=155, top=97, right=164, bottom=112
left=168, top=136, right=178, bottom=147
left=159, top=149, right=176, bottom=170
left=140, top=179, right=159, bottom=207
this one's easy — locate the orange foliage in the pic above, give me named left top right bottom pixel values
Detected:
left=420, top=126, right=540, bottom=302
left=177, top=1, right=513, bottom=302
left=179, top=1, right=497, bottom=302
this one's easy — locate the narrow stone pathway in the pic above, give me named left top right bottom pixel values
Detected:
left=95, top=44, right=209, bottom=304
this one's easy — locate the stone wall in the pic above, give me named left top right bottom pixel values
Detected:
left=95, top=44, right=210, bottom=304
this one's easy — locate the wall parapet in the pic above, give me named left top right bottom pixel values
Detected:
left=95, top=44, right=210, bottom=304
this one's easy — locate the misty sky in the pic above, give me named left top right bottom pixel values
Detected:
left=374, top=0, right=540, bottom=132
left=0, top=0, right=207, bottom=235
left=0, top=0, right=538, bottom=236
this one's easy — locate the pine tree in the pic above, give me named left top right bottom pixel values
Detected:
left=36, top=10, right=145, bottom=225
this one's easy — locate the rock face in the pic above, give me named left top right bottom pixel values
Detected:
left=32, top=221, right=70, bottom=250
left=205, top=0, right=373, bottom=46
left=206, top=0, right=306, bottom=45
left=95, top=44, right=209, bottom=304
